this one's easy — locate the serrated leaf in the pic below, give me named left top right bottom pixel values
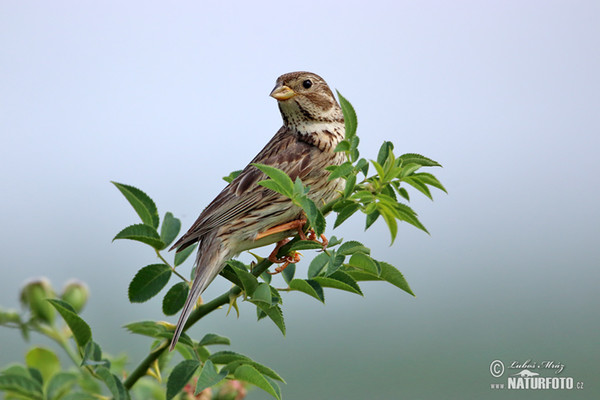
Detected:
left=219, top=264, right=243, bottom=288
left=334, top=202, right=360, bottom=228
left=24, top=347, right=59, bottom=382
left=398, top=153, right=441, bottom=167
left=124, top=321, right=193, bottom=347
left=225, top=360, right=285, bottom=383
left=257, top=179, right=287, bottom=196
left=28, top=368, right=42, bottom=386
left=194, top=360, right=228, bottom=395
left=403, top=176, right=433, bottom=199
left=371, top=160, right=386, bottom=180
left=411, top=172, right=447, bottom=193
left=287, top=240, right=324, bottom=252
left=81, top=341, right=109, bottom=369
left=344, top=269, right=383, bottom=282
left=251, top=283, right=272, bottom=304
left=252, top=163, right=294, bottom=197
left=128, top=264, right=171, bottom=303
left=234, top=365, right=281, bottom=400
left=260, top=270, right=272, bottom=284
left=334, top=140, right=350, bottom=152
left=282, top=263, right=296, bottom=284
left=394, top=203, right=429, bottom=234
left=96, top=367, right=128, bottom=400
left=336, top=91, right=357, bottom=140
left=61, top=393, right=98, bottom=400
left=377, top=203, right=398, bottom=243
left=209, top=351, right=251, bottom=365
left=347, top=252, right=380, bottom=275
left=223, top=169, right=243, bottom=183
left=46, top=372, right=78, bottom=400
left=349, top=135, right=360, bottom=162
left=325, top=253, right=346, bottom=276
left=198, top=333, right=231, bottom=347
left=343, top=173, right=356, bottom=199
left=356, top=158, right=369, bottom=176
left=0, top=374, right=43, bottom=400
left=255, top=303, right=285, bottom=335
left=166, top=360, right=200, bottom=400
left=160, top=212, right=181, bottom=249
left=379, top=261, right=415, bottom=296
left=47, top=299, right=91, bottom=348
left=327, top=235, right=343, bottom=247
left=113, top=224, right=165, bottom=250
left=162, top=282, right=189, bottom=316
left=313, top=270, right=363, bottom=295
left=327, top=161, right=354, bottom=181
left=227, top=261, right=259, bottom=295
left=377, top=141, right=394, bottom=165
left=112, top=182, right=159, bottom=228
left=174, top=243, right=197, bottom=266
left=337, top=240, right=370, bottom=256
left=289, top=279, right=324, bottom=303
left=307, top=252, right=329, bottom=278
left=296, top=196, right=326, bottom=236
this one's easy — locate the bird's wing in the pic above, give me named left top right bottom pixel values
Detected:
left=170, top=126, right=314, bottom=251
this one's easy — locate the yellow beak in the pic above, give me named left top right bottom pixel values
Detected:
left=270, top=85, right=296, bottom=100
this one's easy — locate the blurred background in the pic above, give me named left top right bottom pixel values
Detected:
left=1, top=1, right=599, bottom=399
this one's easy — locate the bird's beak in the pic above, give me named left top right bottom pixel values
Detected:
left=270, top=85, right=296, bottom=101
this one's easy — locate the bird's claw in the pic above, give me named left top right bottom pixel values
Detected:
left=306, top=229, right=328, bottom=250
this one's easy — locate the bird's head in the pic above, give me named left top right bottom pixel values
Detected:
left=270, top=71, right=343, bottom=131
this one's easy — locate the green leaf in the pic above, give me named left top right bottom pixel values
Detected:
left=124, top=321, right=193, bottom=347
left=194, top=360, right=228, bottom=395
left=411, top=172, right=447, bottom=193
left=336, top=91, right=357, bottom=140
left=371, top=160, right=386, bottom=180
left=81, top=341, right=109, bottom=369
left=255, top=303, right=285, bottom=335
left=227, top=261, right=259, bottom=295
left=334, top=202, right=360, bottom=228
left=337, top=240, right=370, bottom=256
left=252, top=163, right=294, bottom=197
left=307, top=252, right=329, bottom=278
left=355, top=158, right=369, bottom=176
left=349, top=135, right=360, bottom=162
left=325, top=253, right=346, bottom=276
left=113, top=224, right=165, bottom=250
left=60, top=392, right=99, bottom=400
left=224, top=360, right=284, bottom=382
left=198, top=333, right=231, bottom=346
left=209, top=351, right=251, bottom=365
left=112, top=182, right=159, bottom=228
left=162, top=282, right=189, bottom=316
left=24, top=347, right=60, bottom=382
left=296, top=196, right=326, bottom=236
left=166, top=360, right=200, bottom=400
left=223, top=169, right=243, bottom=183
left=334, top=140, right=350, bottom=152
left=377, top=141, right=394, bottom=165
left=313, top=270, right=363, bottom=295
left=45, top=372, right=78, bottom=400
left=398, top=153, right=441, bottom=167
left=0, top=374, right=43, bottom=400
left=343, top=269, right=383, bottom=282
left=376, top=203, right=398, bottom=243
left=128, top=264, right=172, bottom=303
left=347, top=252, right=380, bottom=275
left=47, top=299, right=91, bottom=348
left=96, top=367, right=129, bottom=400
left=219, top=264, right=243, bottom=288
left=251, top=283, right=273, bottom=304
left=403, top=175, right=432, bottom=199
left=289, top=279, right=324, bottom=303
left=287, top=240, right=324, bottom=252
left=343, top=173, right=356, bottom=199
left=28, top=368, right=42, bottom=386
left=327, top=161, right=354, bottom=181
left=174, top=243, right=197, bottom=266
left=394, top=202, right=429, bottom=234
left=234, top=365, right=281, bottom=400
left=282, top=263, right=296, bottom=284
left=160, top=212, right=181, bottom=249
left=379, top=261, right=415, bottom=296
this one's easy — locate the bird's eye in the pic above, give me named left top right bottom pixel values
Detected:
left=302, top=79, right=313, bottom=89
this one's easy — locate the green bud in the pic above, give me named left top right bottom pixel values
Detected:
left=20, top=278, right=56, bottom=324
left=0, top=308, right=21, bottom=325
left=60, top=279, right=89, bottom=313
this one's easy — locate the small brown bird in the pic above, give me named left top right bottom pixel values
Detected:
left=169, top=72, right=346, bottom=349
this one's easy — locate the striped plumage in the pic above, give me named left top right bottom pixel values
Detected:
left=169, top=72, right=346, bottom=349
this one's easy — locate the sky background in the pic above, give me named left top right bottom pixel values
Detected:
left=1, top=1, right=599, bottom=399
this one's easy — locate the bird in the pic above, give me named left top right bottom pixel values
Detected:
left=168, top=71, right=346, bottom=350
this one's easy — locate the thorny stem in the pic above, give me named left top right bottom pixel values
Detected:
left=123, top=198, right=339, bottom=391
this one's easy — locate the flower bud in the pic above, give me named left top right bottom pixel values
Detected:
left=0, top=308, right=21, bottom=324
left=20, top=277, right=55, bottom=324
left=216, top=380, right=247, bottom=400
left=60, top=279, right=89, bottom=313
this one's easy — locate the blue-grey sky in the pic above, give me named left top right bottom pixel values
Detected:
left=1, top=1, right=599, bottom=399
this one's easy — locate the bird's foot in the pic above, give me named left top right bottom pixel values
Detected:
left=267, top=238, right=301, bottom=275
left=306, top=229, right=328, bottom=250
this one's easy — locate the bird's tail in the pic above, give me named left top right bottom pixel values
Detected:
left=169, top=238, right=225, bottom=351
